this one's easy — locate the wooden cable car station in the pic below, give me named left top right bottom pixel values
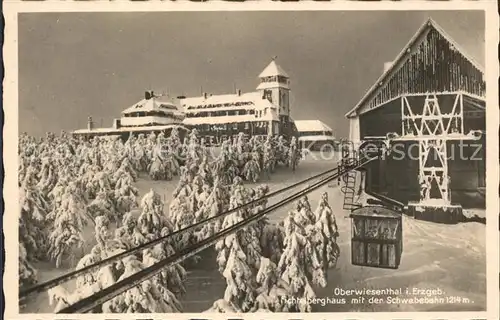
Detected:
left=343, top=18, right=485, bottom=227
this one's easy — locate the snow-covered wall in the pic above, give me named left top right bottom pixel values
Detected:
left=348, top=117, right=360, bottom=143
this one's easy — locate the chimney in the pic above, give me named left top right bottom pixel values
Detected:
left=145, top=91, right=152, bottom=100
left=383, top=61, right=393, bottom=73
left=203, top=92, right=208, bottom=99
left=87, top=116, right=94, bottom=131
left=237, top=89, right=241, bottom=96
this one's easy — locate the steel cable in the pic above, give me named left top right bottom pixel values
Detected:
left=57, top=165, right=350, bottom=314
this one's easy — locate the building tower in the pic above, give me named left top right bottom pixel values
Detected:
left=256, top=58, right=292, bottom=136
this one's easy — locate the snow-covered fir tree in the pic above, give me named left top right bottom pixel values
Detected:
left=19, top=167, right=50, bottom=261
left=20, top=129, right=303, bottom=313
left=47, top=181, right=91, bottom=268
left=313, top=192, right=340, bottom=271
left=19, top=242, right=38, bottom=289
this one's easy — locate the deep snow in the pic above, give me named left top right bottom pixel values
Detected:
left=20, top=154, right=486, bottom=313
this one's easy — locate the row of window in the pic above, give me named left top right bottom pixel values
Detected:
left=193, top=121, right=271, bottom=132
left=123, top=111, right=178, bottom=118
left=185, top=109, right=257, bottom=118
left=260, top=76, right=289, bottom=84
left=185, top=101, right=254, bottom=110
left=185, top=108, right=273, bottom=118
left=134, top=103, right=176, bottom=110
left=159, top=104, right=178, bottom=110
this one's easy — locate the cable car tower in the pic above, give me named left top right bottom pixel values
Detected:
left=391, top=93, right=482, bottom=223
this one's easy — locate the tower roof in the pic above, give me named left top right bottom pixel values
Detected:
left=259, top=60, right=289, bottom=78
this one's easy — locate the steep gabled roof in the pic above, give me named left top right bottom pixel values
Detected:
left=345, top=18, right=484, bottom=118
left=259, top=60, right=289, bottom=78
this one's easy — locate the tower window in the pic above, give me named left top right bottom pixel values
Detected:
left=277, top=76, right=288, bottom=84
left=264, top=90, right=273, bottom=103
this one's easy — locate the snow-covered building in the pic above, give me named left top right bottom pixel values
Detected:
left=294, top=120, right=337, bottom=151
left=72, top=91, right=189, bottom=140
left=345, top=18, right=485, bottom=210
left=180, top=59, right=296, bottom=144
left=73, top=60, right=327, bottom=145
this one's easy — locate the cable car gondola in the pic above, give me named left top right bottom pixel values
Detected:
left=350, top=206, right=403, bottom=269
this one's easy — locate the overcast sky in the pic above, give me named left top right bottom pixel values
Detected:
left=18, top=10, right=484, bottom=138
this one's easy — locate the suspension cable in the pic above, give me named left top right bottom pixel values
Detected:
left=20, top=161, right=354, bottom=298
left=58, top=166, right=350, bottom=314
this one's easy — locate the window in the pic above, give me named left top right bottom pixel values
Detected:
left=261, top=76, right=277, bottom=83
left=277, top=76, right=288, bottom=84
left=264, top=90, right=273, bottom=103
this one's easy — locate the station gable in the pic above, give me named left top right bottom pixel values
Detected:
left=347, top=19, right=485, bottom=118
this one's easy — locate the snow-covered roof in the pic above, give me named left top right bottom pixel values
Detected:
left=256, top=81, right=290, bottom=91
left=122, top=96, right=184, bottom=116
left=349, top=206, right=401, bottom=219
left=299, top=135, right=336, bottom=142
left=294, top=120, right=333, bottom=133
left=345, top=18, right=485, bottom=118
left=73, top=124, right=188, bottom=135
left=259, top=60, right=289, bottom=78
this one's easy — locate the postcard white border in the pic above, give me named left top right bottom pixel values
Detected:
left=3, top=1, right=499, bottom=319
